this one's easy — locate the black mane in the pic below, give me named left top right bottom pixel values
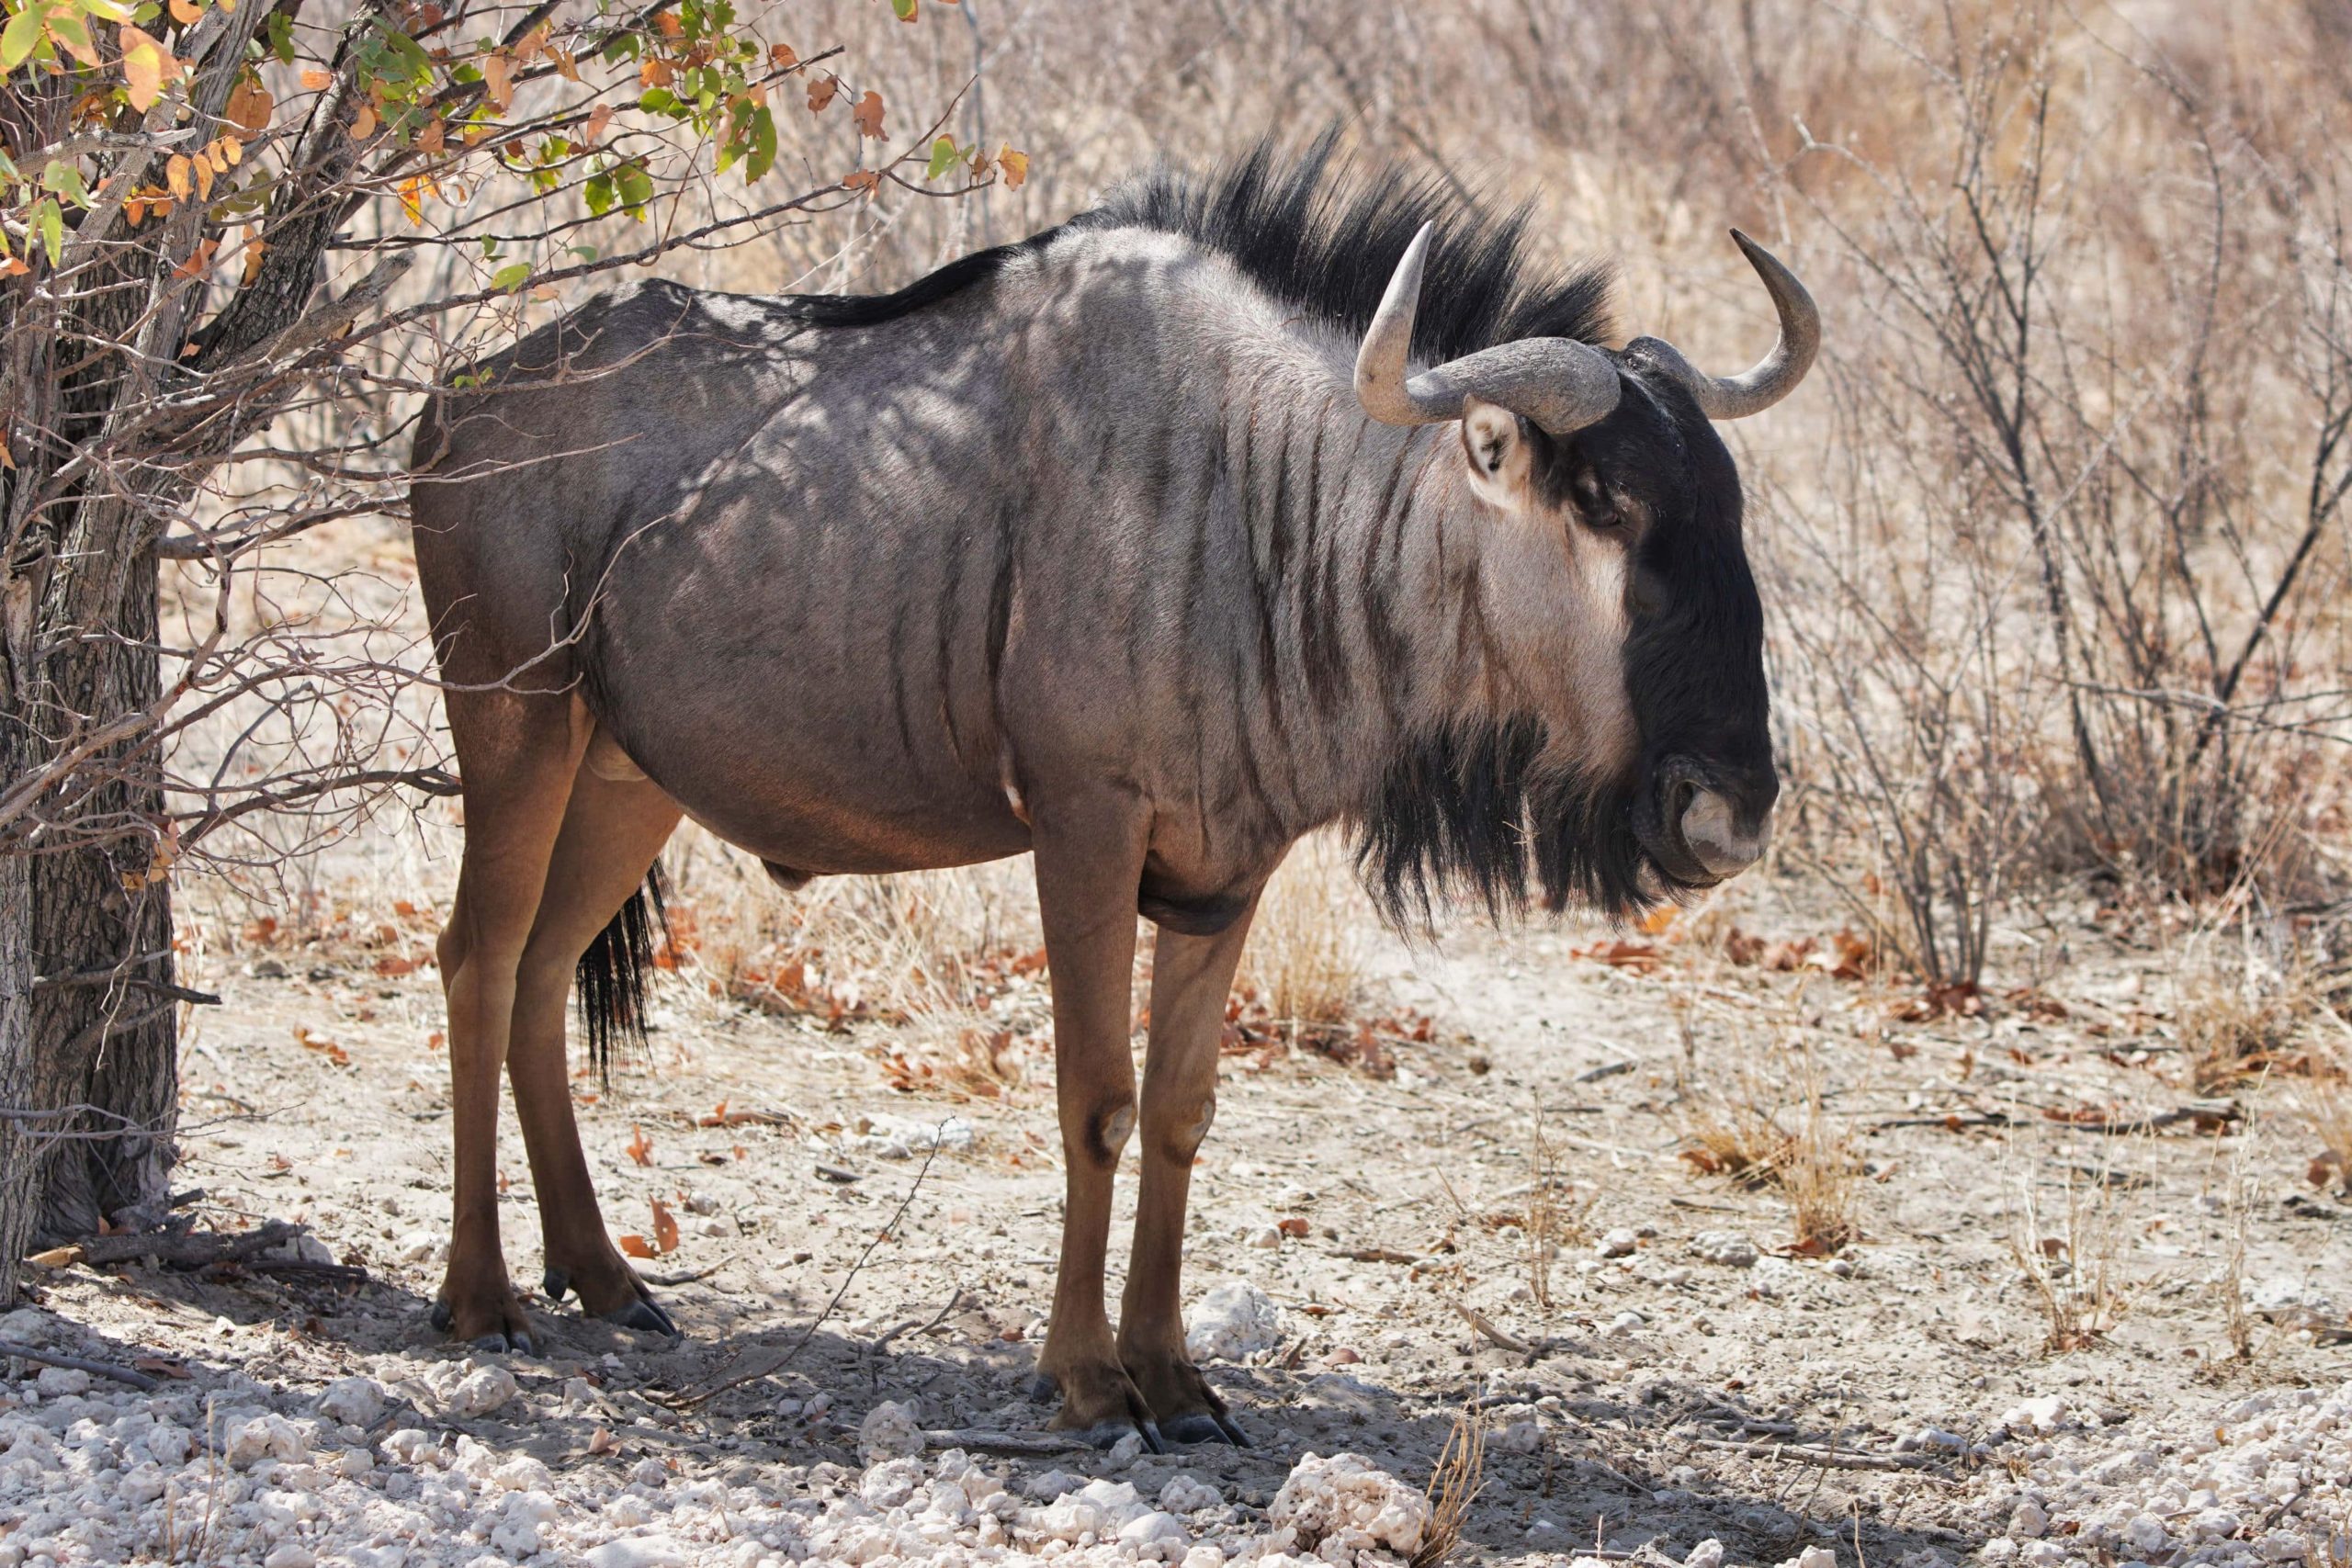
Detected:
left=1091, top=134, right=1617, bottom=363
left=784, top=135, right=1618, bottom=358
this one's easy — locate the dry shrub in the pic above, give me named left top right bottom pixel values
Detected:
left=2007, top=1147, right=2133, bottom=1352
left=1238, top=832, right=1366, bottom=1036
left=1411, top=1403, right=1486, bottom=1568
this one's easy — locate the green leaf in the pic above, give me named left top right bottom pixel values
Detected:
left=480, top=234, right=500, bottom=258
left=890, top=0, right=915, bottom=17
left=925, top=135, right=958, bottom=181
left=40, top=158, right=90, bottom=208
left=2, top=4, right=50, bottom=73
left=614, top=161, right=653, bottom=213
left=43, top=5, right=90, bottom=63
left=266, top=10, right=293, bottom=62
left=744, top=104, right=775, bottom=183
left=571, top=243, right=598, bottom=262
left=34, top=196, right=63, bottom=266
left=81, top=0, right=134, bottom=19
left=582, top=170, right=615, bottom=217
left=638, top=85, right=676, bottom=114
left=491, top=261, right=531, bottom=292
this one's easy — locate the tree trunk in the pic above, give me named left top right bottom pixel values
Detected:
left=0, top=544, right=178, bottom=1303
left=28, top=543, right=178, bottom=1247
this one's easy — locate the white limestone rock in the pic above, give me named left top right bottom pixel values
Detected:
left=1186, top=1280, right=1283, bottom=1362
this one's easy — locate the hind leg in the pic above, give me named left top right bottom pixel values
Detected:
left=508, top=739, right=681, bottom=1332
left=432, top=690, right=590, bottom=1350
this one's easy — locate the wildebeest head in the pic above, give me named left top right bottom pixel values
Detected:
left=1356, top=225, right=1815, bottom=895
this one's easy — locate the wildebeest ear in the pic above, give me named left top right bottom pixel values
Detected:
left=1459, top=398, right=1532, bottom=508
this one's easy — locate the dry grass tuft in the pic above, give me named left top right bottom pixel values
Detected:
left=2007, top=1150, right=2132, bottom=1353
left=2172, top=912, right=2332, bottom=1094
left=1240, top=831, right=1365, bottom=1037
left=1676, top=1037, right=1861, bottom=1253
left=2294, top=1061, right=2352, bottom=1195
left=1524, top=1112, right=1595, bottom=1310
left=1412, top=1402, right=1487, bottom=1568
left=1781, top=1073, right=1864, bottom=1257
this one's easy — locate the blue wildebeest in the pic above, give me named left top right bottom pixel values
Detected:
left=408, top=142, right=1815, bottom=1447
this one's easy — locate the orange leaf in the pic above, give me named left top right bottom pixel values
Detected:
left=770, top=42, right=797, bottom=68
left=374, top=953, right=416, bottom=977
left=192, top=154, right=213, bottom=200
left=172, top=236, right=216, bottom=280
left=348, top=102, right=378, bottom=141
left=582, top=102, right=613, bottom=147
left=650, top=1197, right=679, bottom=1255
left=416, top=116, right=446, bottom=155
left=165, top=155, right=191, bottom=198
left=850, top=89, right=886, bottom=139
left=481, top=52, right=514, bottom=112
left=617, top=1234, right=655, bottom=1258
left=119, top=26, right=181, bottom=113
left=996, top=145, right=1027, bottom=188
left=806, top=72, right=838, bottom=111
left=842, top=168, right=880, bottom=198
left=168, top=0, right=202, bottom=22
left=639, top=54, right=673, bottom=88
left=626, top=1124, right=653, bottom=1166
left=654, top=9, right=683, bottom=36
left=300, top=68, right=334, bottom=90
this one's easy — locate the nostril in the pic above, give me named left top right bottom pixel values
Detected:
left=1679, top=787, right=1766, bottom=876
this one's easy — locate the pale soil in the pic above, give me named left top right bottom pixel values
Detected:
left=6, top=870, right=2351, bottom=1567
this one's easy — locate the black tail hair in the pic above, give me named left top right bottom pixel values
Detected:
left=575, top=863, right=670, bottom=1083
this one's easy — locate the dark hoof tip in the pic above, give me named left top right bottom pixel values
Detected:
left=470, top=1332, right=513, bottom=1354
left=1027, top=1373, right=1059, bottom=1404
left=1076, top=1419, right=1160, bottom=1452
left=427, top=1300, right=453, bottom=1332
left=1160, top=1410, right=1248, bottom=1447
left=541, top=1268, right=571, bottom=1303
left=606, top=1297, right=679, bottom=1337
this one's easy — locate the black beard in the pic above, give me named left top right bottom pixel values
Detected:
left=1354, top=716, right=1676, bottom=931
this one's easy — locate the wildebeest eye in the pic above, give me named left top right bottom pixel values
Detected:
left=1572, top=469, right=1620, bottom=529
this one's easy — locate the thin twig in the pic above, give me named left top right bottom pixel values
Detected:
left=667, top=1129, right=948, bottom=1407
left=0, top=1341, right=162, bottom=1393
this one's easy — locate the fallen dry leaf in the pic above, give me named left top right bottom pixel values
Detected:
left=650, top=1198, right=680, bottom=1255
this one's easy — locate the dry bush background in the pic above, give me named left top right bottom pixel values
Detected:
left=156, top=0, right=2352, bottom=1168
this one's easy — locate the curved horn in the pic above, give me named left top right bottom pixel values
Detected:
left=1355, top=223, right=1621, bottom=436
left=1631, top=230, right=1818, bottom=421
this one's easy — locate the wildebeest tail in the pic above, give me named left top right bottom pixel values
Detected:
left=575, top=863, right=670, bottom=1082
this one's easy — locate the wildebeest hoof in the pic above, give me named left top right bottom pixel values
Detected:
left=601, top=1294, right=678, bottom=1336
left=1076, top=1417, right=1167, bottom=1454
left=428, top=1299, right=454, bottom=1332
left=541, top=1267, right=571, bottom=1302
left=1159, top=1409, right=1251, bottom=1447
left=474, top=1329, right=534, bottom=1356
left=1027, top=1371, right=1059, bottom=1404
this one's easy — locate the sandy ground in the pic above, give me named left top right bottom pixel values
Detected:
left=4, top=876, right=2350, bottom=1567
